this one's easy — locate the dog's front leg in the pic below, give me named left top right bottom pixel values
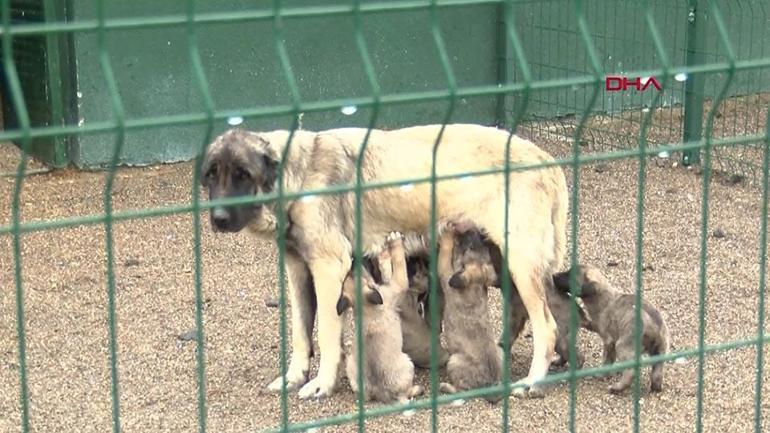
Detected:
left=268, top=251, right=317, bottom=393
left=298, top=256, right=350, bottom=399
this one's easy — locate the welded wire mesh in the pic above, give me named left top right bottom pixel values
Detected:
left=1, top=0, right=769, bottom=432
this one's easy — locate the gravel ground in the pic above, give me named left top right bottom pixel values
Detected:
left=1, top=135, right=769, bottom=433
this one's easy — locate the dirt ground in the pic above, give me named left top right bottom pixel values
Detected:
left=1, top=136, right=769, bottom=433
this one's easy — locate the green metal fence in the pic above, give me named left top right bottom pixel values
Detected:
left=1, top=0, right=769, bottom=432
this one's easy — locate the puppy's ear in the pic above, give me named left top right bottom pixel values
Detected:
left=365, top=288, right=384, bottom=306
left=336, top=295, right=351, bottom=316
left=552, top=271, right=573, bottom=295
left=448, top=272, right=466, bottom=289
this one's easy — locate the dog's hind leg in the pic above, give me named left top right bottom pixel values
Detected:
left=268, top=251, right=316, bottom=393
left=298, top=257, right=351, bottom=399
left=486, top=237, right=556, bottom=399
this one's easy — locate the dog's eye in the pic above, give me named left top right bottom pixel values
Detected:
left=205, top=165, right=217, bottom=179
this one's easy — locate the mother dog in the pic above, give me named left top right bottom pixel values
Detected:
left=200, top=124, right=568, bottom=399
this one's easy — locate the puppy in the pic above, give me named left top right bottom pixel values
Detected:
left=337, top=232, right=424, bottom=403
left=437, top=224, right=503, bottom=403
left=497, top=267, right=594, bottom=369
left=400, top=254, right=449, bottom=369
left=553, top=265, right=669, bottom=394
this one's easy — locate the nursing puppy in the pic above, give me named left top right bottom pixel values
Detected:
left=358, top=234, right=449, bottom=370
left=201, top=124, right=568, bottom=398
left=553, top=265, right=669, bottom=394
left=437, top=224, right=503, bottom=403
left=337, top=232, right=424, bottom=403
left=400, top=254, right=449, bottom=369
left=495, top=255, right=594, bottom=369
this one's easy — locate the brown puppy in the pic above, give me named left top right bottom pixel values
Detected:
left=437, top=224, right=503, bottom=403
left=553, top=265, right=669, bottom=394
left=337, top=232, right=424, bottom=403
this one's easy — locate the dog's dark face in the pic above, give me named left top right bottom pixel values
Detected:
left=200, top=129, right=278, bottom=232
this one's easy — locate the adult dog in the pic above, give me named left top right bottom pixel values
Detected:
left=200, top=124, right=568, bottom=399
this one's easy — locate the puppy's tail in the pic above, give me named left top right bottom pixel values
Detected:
left=649, top=323, right=669, bottom=392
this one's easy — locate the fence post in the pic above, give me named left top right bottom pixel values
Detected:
left=682, top=0, right=706, bottom=165
left=495, top=2, right=509, bottom=129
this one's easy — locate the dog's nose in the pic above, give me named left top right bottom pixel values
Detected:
left=212, top=206, right=230, bottom=227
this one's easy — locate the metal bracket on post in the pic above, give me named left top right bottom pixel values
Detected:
left=682, top=0, right=706, bottom=166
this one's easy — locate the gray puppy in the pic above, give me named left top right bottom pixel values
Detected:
left=336, top=232, right=424, bottom=403
left=437, top=224, right=503, bottom=403
left=553, top=265, right=669, bottom=394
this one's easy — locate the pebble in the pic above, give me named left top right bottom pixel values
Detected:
left=177, top=330, right=198, bottom=342
left=124, top=258, right=141, bottom=267
left=265, top=298, right=279, bottom=308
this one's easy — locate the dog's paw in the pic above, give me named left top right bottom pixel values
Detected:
left=608, top=383, right=627, bottom=395
left=298, top=376, right=336, bottom=400
left=267, top=369, right=308, bottom=393
left=511, top=379, right=546, bottom=399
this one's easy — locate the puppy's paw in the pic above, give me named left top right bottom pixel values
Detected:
left=298, top=376, right=336, bottom=400
left=451, top=219, right=476, bottom=234
left=437, top=223, right=455, bottom=246
left=409, top=384, right=425, bottom=398
left=387, top=231, right=404, bottom=243
left=439, top=382, right=458, bottom=394
left=608, top=383, right=628, bottom=395
left=377, top=247, right=392, bottom=263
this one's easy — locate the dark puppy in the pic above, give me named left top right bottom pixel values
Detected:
left=361, top=251, right=448, bottom=370
left=400, top=255, right=449, bottom=369
left=553, top=264, right=669, bottom=394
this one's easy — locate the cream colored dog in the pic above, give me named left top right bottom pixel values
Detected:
left=200, top=124, right=568, bottom=399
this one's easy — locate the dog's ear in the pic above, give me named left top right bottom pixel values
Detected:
left=199, top=147, right=216, bottom=186
left=336, top=294, right=351, bottom=315
left=448, top=272, right=466, bottom=289
left=365, top=287, right=384, bottom=306
left=260, top=153, right=279, bottom=193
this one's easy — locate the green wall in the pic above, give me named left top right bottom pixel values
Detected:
left=69, top=0, right=499, bottom=168
left=5, top=0, right=770, bottom=168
